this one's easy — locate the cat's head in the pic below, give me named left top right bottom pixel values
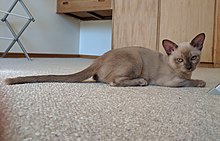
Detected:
left=162, top=33, right=205, bottom=73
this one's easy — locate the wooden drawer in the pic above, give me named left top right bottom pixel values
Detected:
left=57, top=0, right=112, bottom=13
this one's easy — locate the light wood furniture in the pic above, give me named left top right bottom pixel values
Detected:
left=57, top=0, right=220, bottom=67
left=159, top=0, right=215, bottom=63
left=214, top=0, right=220, bottom=67
left=112, top=0, right=159, bottom=51
left=57, top=0, right=112, bottom=20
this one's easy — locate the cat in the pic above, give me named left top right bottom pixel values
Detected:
left=5, top=33, right=206, bottom=87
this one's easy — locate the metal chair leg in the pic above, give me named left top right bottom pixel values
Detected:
left=0, top=0, right=34, bottom=60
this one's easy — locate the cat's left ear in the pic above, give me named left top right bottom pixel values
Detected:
left=162, top=39, right=178, bottom=55
left=190, top=33, right=205, bottom=50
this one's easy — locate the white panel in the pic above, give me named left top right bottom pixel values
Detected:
left=0, top=0, right=80, bottom=54
left=79, top=20, right=112, bottom=56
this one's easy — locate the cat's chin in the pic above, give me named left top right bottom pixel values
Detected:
left=183, top=69, right=194, bottom=74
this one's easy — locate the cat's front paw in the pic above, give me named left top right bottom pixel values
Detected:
left=138, top=78, right=148, bottom=86
left=109, top=82, right=117, bottom=86
left=196, top=80, right=206, bottom=87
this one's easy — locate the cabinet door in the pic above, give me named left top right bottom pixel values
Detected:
left=112, top=0, right=159, bottom=51
left=214, top=0, right=220, bottom=67
left=159, top=0, right=215, bottom=62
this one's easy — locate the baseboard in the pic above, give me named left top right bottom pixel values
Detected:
left=79, top=54, right=99, bottom=59
left=214, top=63, right=220, bottom=68
left=0, top=52, right=99, bottom=59
left=198, top=62, right=214, bottom=68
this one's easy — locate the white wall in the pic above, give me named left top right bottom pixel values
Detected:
left=0, top=0, right=80, bottom=54
left=79, top=20, right=112, bottom=56
left=0, top=0, right=112, bottom=56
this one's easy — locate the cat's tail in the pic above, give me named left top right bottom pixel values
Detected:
left=5, top=62, right=100, bottom=85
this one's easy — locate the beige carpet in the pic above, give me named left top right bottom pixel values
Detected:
left=0, top=58, right=220, bottom=141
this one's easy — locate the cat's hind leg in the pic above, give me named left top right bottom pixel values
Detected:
left=93, top=74, right=100, bottom=82
left=110, top=77, right=148, bottom=87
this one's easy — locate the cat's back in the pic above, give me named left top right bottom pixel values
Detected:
left=114, top=46, right=155, bottom=52
left=113, top=47, right=162, bottom=59
left=95, top=46, right=162, bottom=65
left=103, top=46, right=158, bottom=57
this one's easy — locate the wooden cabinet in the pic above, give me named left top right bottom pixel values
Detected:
left=159, top=0, right=215, bottom=63
left=57, top=0, right=220, bottom=67
left=57, top=0, right=112, bottom=20
left=57, top=0, right=112, bottom=12
left=112, top=0, right=159, bottom=51
left=214, top=0, right=220, bottom=67
left=112, top=0, right=216, bottom=63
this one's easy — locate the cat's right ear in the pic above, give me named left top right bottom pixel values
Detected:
left=162, top=39, right=178, bottom=55
left=190, top=33, right=205, bottom=50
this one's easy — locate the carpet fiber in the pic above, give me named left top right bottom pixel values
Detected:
left=0, top=58, right=220, bottom=141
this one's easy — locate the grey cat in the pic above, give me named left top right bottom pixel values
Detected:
left=5, top=33, right=206, bottom=87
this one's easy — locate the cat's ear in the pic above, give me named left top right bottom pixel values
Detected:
left=190, top=33, right=205, bottom=50
left=162, top=39, right=178, bottom=55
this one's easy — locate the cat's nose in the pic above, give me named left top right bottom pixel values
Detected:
left=186, top=65, right=192, bottom=70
